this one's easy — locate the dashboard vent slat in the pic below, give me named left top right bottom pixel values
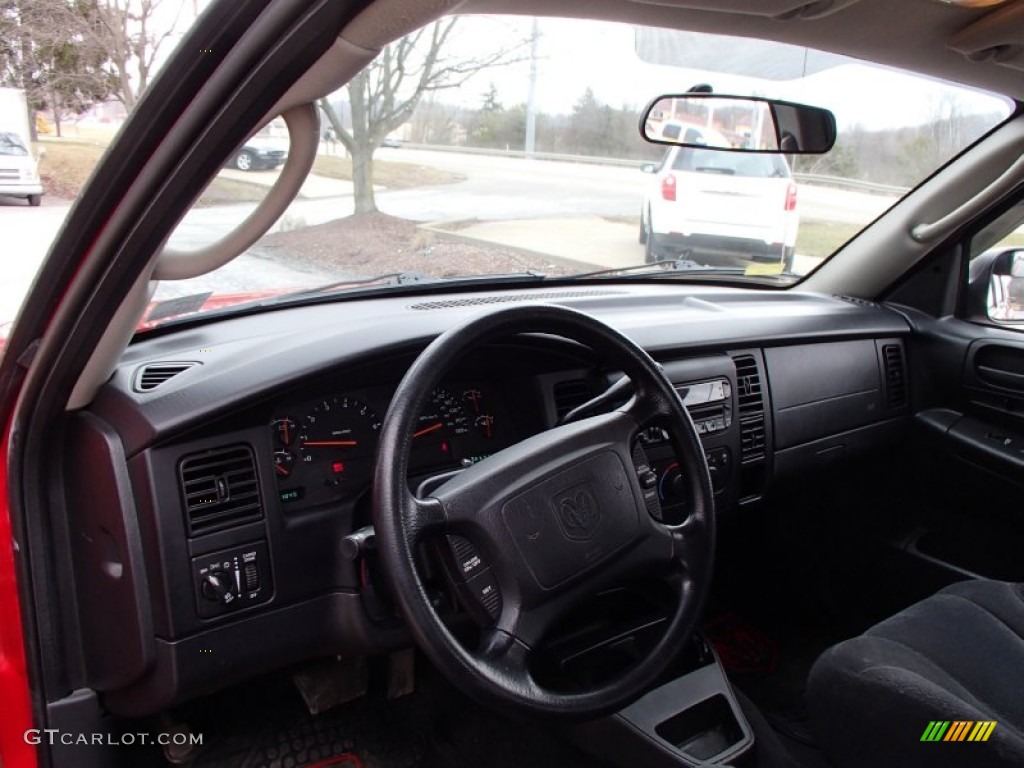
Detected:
left=733, top=355, right=766, bottom=464
left=882, top=343, right=907, bottom=409
left=553, top=379, right=594, bottom=420
left=134, top=361, right=198, bottom=392
left=409, top=291, right=623, bottom=311
left=179, top=445, right=263, bottom=537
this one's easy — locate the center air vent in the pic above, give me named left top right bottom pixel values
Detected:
left=409, top=291, right=623, bottom=311
left=881, top=343, right=907, bottom=409
left=179, top=445, right=262, bottom=537
left=733, top=355, right=766, bottom=464
left=134, top=361, right=198, bottom=392
left=553, top=379, right=594, bottom=420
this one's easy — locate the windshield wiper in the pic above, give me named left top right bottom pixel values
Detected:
left=255, top=270, right=549, bottom=308
left=566, top=258, right=796, bottom=280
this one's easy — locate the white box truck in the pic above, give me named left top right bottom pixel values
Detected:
left=0, top=87, right=44, bottom=206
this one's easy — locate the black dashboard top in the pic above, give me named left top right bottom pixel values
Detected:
left=92, top=284, right=909, bottom=455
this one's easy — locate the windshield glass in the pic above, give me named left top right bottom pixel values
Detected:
left=145, top=15, right=1011, bottom=325
left=0, top=132, right=28, bottom=156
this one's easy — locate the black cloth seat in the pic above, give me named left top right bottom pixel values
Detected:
left=807, top=580, right=1024, bottom=768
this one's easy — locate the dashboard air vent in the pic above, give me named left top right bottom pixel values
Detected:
left=733, top=355, right=766, bottom=464
left=179, top=445, right=262, bottom=537
left=882, top=344, right=907, bottom=409
left=134, top=361, right=198, bottom=392
left=408, top=291, right=623, bottom=310
left=553, top=379, right=593, bottom=420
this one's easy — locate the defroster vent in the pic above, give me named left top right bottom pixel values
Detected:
left=179, top=445, right=263, bottom=537
left=733, top=355, right=766, bottom=464
left=882, top=343, right=907, bottom=409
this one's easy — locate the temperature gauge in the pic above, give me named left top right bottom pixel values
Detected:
left=272, top=417, right=296, bottom=446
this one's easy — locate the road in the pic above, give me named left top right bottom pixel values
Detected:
left=0, top=147, right=896, bottom=322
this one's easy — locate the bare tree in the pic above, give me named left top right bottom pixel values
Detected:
left=1, top=0, right=117, bottom=137
left=78, top=0, right=183, bottom=109
left=319, top=18, right=528, bottom=214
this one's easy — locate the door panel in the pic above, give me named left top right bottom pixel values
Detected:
left=907, top=318, right=1024, bottom=583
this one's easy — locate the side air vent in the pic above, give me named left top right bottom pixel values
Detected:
left=133, top=361, right=198, bottom=392
left=882, top=343, right=907, bottom=409
left=553, top=379, right=593, bottom=420
left=734, top=355, right=766, bottom=464
left=179, top=445, right=262, bottom=537
left=409, top=291, right=623, bottom=310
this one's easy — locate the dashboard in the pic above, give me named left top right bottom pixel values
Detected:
left=68, top=284, right=912, bottom=716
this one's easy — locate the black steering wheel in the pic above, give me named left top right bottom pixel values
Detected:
left=373, top=304, right=715, bottom=718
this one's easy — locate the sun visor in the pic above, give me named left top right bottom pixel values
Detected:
left=949, top=2, right=1024, bottom=72
left=626, top=0, right=861, bottom=21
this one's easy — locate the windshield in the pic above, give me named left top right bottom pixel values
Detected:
left=141, top=16, right=1011, bottom=325
left=0, top=132, right=28, bottom=156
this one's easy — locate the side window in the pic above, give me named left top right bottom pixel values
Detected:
left=969, top=200, right=1024, bottom=325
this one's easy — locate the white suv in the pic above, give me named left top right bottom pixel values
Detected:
left=0, top=131, right=43, bottom=206
left=640, top=144, right=798, bottom=270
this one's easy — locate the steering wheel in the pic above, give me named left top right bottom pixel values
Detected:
left=373, top=304, right=715, bottom=718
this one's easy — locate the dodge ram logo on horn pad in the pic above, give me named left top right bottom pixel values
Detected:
left=555, top=485, right=601, bottom=540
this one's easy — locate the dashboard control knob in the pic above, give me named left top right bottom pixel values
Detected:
left=201, top=571, right=233, bottom=603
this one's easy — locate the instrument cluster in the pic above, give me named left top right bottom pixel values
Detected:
left=270, top=383, right=509, bottom=511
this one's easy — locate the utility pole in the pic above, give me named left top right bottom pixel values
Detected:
left=524, top=17, right=539, bottom=157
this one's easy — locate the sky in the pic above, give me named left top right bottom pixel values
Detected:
left=145, top=7, right=1011, bottom=133
left=435, top=16, right=1012, bottom=132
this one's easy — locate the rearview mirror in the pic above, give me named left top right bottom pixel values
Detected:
left=640, top=94, right=836, bottom=154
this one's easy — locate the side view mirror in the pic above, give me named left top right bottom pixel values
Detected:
left=640, top=94, right=836, bottom=154
left=640, top=163, right=657, bottom=174
left=968, top=248, right=1024, bottom=323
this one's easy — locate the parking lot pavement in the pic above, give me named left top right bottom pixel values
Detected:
left=0, top=195, right=72, bottom=323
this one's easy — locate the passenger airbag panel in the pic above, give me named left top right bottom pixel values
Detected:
left=766, top=341, right=883, bottom=449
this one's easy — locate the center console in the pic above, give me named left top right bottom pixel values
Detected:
left=568, top=632, right=754, bottom=767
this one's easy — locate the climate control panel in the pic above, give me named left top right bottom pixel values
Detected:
left=192, top=541, right=272, bottom=618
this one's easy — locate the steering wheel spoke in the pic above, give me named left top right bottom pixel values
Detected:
left=621, top=388, right=672, bottom=428
left=403, top=494, right=448, bottom=542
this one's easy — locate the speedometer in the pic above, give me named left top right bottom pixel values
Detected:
left=276, top=396, right=380, bottom=503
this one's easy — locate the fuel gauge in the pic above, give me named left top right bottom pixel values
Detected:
left=273, top=450, right=295, bottom=478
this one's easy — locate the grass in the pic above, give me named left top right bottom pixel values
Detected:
left=795, top=220, right=863, bottom=259
left=36, top=139, right=106, bottom=198
left=311, top=155, right=463, bottom=189
left=995, top=233, right=1024, bottom=248
left=35, top=138, right=268, bottom=203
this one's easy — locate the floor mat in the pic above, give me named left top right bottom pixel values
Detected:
left=176, top=660, right=601, bottom=768
left=704, top=613, right=779, bottom=676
